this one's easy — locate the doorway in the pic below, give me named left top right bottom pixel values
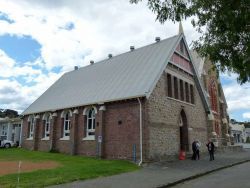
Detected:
left=179, top=110, right=189, bottom=151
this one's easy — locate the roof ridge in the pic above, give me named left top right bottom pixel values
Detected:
left=68, top=34, right=180, bottom=73
left=22, top=34, right=181, bottom=115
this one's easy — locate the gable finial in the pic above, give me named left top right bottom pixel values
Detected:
left=178, top=21, right=184, bottom=35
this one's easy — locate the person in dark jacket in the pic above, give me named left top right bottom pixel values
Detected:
left=206, top=139, right=215, bottom=161
left=191, top=140, right=197, bottom=160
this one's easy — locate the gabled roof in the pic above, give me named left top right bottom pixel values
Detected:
left=183, top=41, right=210, bottom=114
left=218, top=83, right=228, bottom=108
left=23, top=34, right=182, bottom=115
left=190, top=50, right=205, bottom=77
left=190, top=50, right=228, bottom=108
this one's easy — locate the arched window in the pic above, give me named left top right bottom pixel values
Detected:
left=86, top=108, right=95, bottom=138
left=28, top=115, right=35, bottom=139
left=209, top=80, right=218, bottom=112
left=185, top=82, right=190, bottom=103
left=180, top=79, right=184, bottom=101
left=43, top=114, right=51, bottom=139
left=63, top=112, right=71, bottom=137
left=167, top=74, right=172, bottom=97
left=174, top=76, right=178, bottom=99
left=190, top=85, right=194, bottom=104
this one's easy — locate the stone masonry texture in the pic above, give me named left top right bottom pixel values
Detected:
left=145, top=64, right=208, bottom=161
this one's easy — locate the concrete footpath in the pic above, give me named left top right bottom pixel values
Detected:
left=49, top=150, right=250, bottom=188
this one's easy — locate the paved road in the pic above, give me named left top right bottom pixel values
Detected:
left=174, top=162, right=250, bottom=188
left=234, top=143, right=250, bottom=149
left=49, top=150, right=250, bottom=188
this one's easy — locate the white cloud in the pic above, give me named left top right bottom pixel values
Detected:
left=0, top=49, right=41, bottom=78
left=0, top=49, right=15, bottom=68
left=221, top=73, right=250, bottom=113
left=0, top=0, right=198, bottom=71
left=243, top=112, right=250, bottom=119
left=0, top=49, right=62, bottom=113
left=0, top=72, right=62, bottom=113
left=0, top=0, right=196, bottom=113
left=0, top=79, right=29, bottom=112
left=1, top=0, right=246, bottom=118
left=220, top=72, right=238, bottom=81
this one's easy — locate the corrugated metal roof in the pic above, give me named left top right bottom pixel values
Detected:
left=22, top=35, right=181, bottom=115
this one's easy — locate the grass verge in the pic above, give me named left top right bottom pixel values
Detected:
left=0, top=148, right=139, bottom=188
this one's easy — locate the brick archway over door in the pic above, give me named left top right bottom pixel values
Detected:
left=179, top=110, right=189, bottom=151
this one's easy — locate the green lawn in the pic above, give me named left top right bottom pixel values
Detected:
left=0, top=148, right=139, bottom=188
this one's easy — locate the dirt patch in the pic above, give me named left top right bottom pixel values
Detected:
left=0, top=161, right=60, bottom=176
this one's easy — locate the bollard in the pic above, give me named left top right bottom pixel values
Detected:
left=132, top=144, right=136, bottom=162
left=179, top=150, right=186, bottom=160
left=17, top=160, right=22, bottom=187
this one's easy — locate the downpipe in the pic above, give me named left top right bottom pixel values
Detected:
left=137, top=98, right=143, bottom=166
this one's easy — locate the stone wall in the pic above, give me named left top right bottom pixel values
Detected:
left=202, top=58, right=230, bottom=143
left=146, top=64, right=208, bottom=160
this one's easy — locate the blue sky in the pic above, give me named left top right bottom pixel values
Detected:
left=0, top=0, right=249, bottom=122
left=0, top=35, right=41, bottom=63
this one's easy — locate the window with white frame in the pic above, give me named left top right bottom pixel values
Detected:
left=1, top=124, right=7, bottom=136
left=44, top=115, right=51, bottom=138
left=63, top=112, right=71, bottom=137
left=28, top=116, right=35, bottom=139
left=86, top=108, right=95, bottom=137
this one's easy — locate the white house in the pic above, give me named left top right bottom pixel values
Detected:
left=245, top=126, right=250, bottom=141
left=0, top=117, right=21, bottom=144
left=229, top=123, right=246, bottom=143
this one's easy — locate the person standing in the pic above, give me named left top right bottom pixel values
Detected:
left=191, top=140, right=197, bottom=160
left=196, top=140, right=201, bottom=160
left=206, top=139, right=215, bottom=161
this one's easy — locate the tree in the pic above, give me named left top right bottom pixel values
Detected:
left=0, top=109, right=18, bottom=118
left=230, top=119, right=237, bottom=124
left=130, top=0, right=250, bottom=84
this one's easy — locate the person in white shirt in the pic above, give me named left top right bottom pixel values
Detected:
left=195, top=140, right=201, bottom=160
